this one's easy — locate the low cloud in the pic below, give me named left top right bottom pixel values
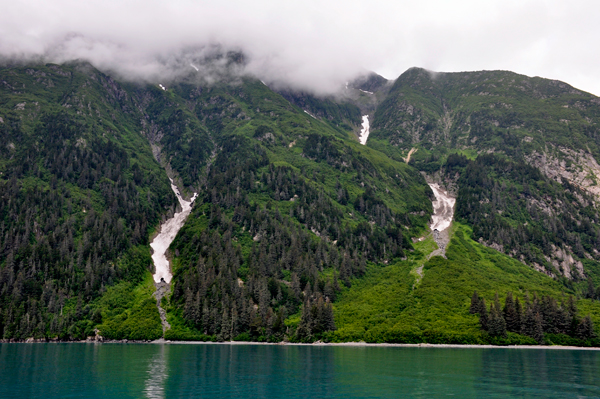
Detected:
left=1, top=0, right=599, bottom=95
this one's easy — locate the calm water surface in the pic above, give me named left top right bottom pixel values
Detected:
left=0, top=343, right=599, bottom=398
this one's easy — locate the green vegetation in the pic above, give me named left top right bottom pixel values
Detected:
left=470, top=290, right=598, bottom=346
left=163, top=78, right=433, bottom=342
left=370, top=67, right=600, bottom=162
left=277, top=89, right=362, bottom=135
left=96, top=272, right=162, bottom=340
left=1, top=61, right=600, bottom=346
left=0, top=63, right=176, bottom=340
left=449, top=153, right=600, bottom=286
left=331, top=224, right=600, bottom=344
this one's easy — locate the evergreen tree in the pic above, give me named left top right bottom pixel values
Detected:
left=470, top=291, right=480, bottom=314
left=322, top=299, right=336, bottom=332
left=533, top=312, right=545, bottom=344
left=586, top=279, right=596, bottom=300
left=515, top=297, right=522, bottom=329
left=488, top=296, right=507, bottom=337
left=555, top=302, right=570, bottom=334
left=521, top=307, right=536, bottom=338
left=479, top=298, right=489, bottom=331
left=576, top=315, right=596, bottom=340
left=503, top=292, right=520, bottom=333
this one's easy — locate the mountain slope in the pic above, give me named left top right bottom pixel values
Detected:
left=161, top=77, right=433, bottom=341
left=371, top=67, right=600, bottom=160
left=1, top=62, right=599, bottom=344
left=366, top=67, right=600, bottom=287
left=333, top=223, right=600, bottom=345
left=0, top=62, right=177, bottom=339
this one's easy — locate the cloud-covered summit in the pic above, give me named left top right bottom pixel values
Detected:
left=2, top=0, right=599, bottom=95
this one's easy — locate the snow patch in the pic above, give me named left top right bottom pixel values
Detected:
left=359, top=115, right=370, bottom=145
left=159, top=84, right=166, bottom=91
left=359, top=89, right=374, bottom=95
left=304, top=110, right=317, bottom=119
left=151, top=180, right=197, bottom=284
left=190, top=63, right=199, bottom=71
left=429, top=183, right=455, bottom=232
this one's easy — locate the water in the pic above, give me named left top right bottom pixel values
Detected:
left=1, top=343, right=599, bottom=398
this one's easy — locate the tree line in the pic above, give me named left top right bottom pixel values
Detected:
left=470, top=291, right=596, bottom=344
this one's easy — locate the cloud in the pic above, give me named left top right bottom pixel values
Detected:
left=1, top=0, right=599, bottom=95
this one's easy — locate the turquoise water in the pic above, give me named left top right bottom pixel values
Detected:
left=1, top=343, right=599, bottom=398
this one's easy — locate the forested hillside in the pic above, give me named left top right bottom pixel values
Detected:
left=1, top=61, right=600, bottom=345
left=0, top=63, right=177, bottom=339
left=162, top=78, right=432, bottom=341
left=446, top=153, right=600, bottom=287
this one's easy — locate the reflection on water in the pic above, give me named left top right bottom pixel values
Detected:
left=1, top=344, right=599, bottom=398
left=144, top=344, right=168, bottom=399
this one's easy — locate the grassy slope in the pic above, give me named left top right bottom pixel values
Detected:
left=96, top=271, right=163, bottom=340
left=332, top=223, right=600, bottom=344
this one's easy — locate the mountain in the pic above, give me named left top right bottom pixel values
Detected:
left=368, top=68, right=600, bottom=282
left=0, top=62, right=599, bottom=345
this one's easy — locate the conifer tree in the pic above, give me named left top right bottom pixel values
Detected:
left=576, top=315, right=596, bottom=340
left=470, top=291, right=480, bottom=314
left=533, top=312, right=544, bottom=344
left=322, top=300, right=336, bottom=332
left=479, top=298, right=489, bottom=331
left=488, top=297, right=507, bottom=337
left=503, top=292, right=520, bottom=333
left=521, top=307, right=535, bottom=338
left=555, top=302, right=570, bottom=334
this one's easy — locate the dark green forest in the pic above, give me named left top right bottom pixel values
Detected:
left=1, top=62, right=600, bottom=345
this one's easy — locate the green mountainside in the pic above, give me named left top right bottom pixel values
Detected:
left=368, top=67, right=600, bottom=290
left=0, top=63, right=177, bottom=339
left=370, top=67, right=600, bottom=159
left=1, top=62, right=599, bottom=345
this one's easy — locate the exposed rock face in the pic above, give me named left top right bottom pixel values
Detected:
left=545, top=244, right=585, bottom=280
left=154, top=281, right=171, bottom=334
left=86, top=329, right=105, bottom=342
left=525, top=147, right=600, bottom=202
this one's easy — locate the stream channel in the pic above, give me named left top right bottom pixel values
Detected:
left=150, top=180, right=197, bottom=333
left=359, top=115, right=370, bottom=145
left=428, top=183, right=456, bottom=257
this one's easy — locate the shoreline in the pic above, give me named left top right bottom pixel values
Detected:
left=2, top=339, right=599, bottom=351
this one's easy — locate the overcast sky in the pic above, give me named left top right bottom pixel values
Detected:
left=2, top=0, right=599, bottom=95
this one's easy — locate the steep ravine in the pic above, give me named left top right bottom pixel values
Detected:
left=413, top=183, right=456, bottom=287
left=150, top=180, right=197, bottom=334
left=359, top=115, right=370, bottom=145
left=428, top=183, right=456, bottom=257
